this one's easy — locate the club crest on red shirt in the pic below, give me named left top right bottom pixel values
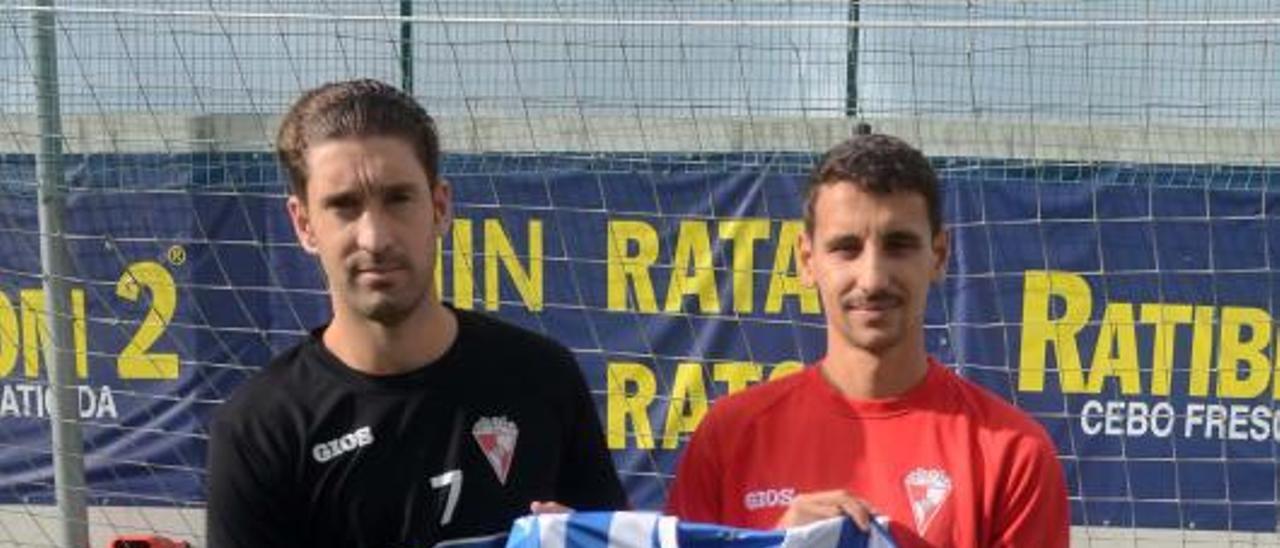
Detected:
left=904, top=467, right=952, bottom=535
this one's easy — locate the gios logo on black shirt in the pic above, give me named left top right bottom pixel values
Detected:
left=312, top=426, right=375, bottom=463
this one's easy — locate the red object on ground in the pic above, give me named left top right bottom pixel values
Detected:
left=107, top=535, right=191, bottom=548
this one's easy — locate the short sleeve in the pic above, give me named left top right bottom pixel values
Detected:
left=206, top=406, right=301, bottom=548
left=664, top=405, right=725, bottom=521
left=552, top=348, right=629, bottom=510
left=991, top=431, right=1069, bottom=548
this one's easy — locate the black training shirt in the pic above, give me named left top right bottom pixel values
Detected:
left=206, top=309, right=627, bottom=547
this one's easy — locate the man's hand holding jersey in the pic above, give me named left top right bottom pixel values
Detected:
left=774, top=490, right=877, bottom=532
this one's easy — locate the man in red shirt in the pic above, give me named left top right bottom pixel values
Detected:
left=666, top=134, right=1069, bottom=547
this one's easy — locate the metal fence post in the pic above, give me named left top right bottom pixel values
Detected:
left=32, top=1, right=89, bottom=546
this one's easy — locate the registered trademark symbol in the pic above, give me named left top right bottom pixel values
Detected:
left=166, top=245, right=186, bottom=266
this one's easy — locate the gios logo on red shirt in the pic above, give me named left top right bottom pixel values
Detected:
left=743, top=487, right=795, bottom=511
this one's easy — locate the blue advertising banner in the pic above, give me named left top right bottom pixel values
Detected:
left=0, top=153, right=1277, bottom=531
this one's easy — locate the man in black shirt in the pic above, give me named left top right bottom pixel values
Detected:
left=206, top=79, right=627, bottom=548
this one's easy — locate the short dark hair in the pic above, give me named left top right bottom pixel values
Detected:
left=276, top=79, right=440, bottom=198
left=804, top=133, right=941, bottom=234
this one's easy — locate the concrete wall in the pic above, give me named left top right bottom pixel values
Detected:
left=2, top=114, right=1276, bottom=166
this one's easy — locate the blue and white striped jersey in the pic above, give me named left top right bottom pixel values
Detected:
left=437, top=511, right=897, bottom=548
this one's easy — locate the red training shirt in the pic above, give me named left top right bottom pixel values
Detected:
left=666, top=358, right=1068, bottom=548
